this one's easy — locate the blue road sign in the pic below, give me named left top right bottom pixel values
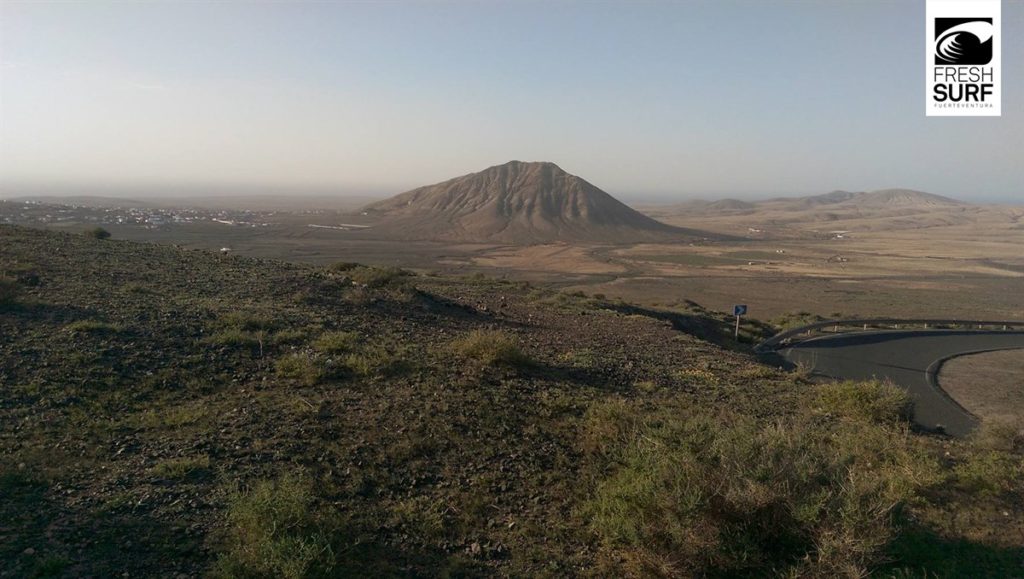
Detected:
left=733, top=304, right=748, bottom=316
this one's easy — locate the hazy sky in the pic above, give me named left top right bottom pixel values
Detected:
left=1, top=1, right=1021, bottom=201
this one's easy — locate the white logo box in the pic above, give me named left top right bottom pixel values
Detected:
left=926, top=0, right=1001, bottom=117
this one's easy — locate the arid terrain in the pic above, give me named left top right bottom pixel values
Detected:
left=3, top=1, right=1020, bottom=575
left=4, top=176, right=1022, bottom=322
left=2, top=224, right=1024, bottom=577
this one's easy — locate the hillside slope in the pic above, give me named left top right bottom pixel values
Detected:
left=2, top=225, right=1021, bottom=577
left=744, top=189, right=963, bottom=213
left=363, top=161, right=688, bottom=243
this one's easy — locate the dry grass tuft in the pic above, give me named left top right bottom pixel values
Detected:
left=815, top=380, right=912, bottom=424
left=213, top=474, right=335, bottom=579
left=449, top=329, right=531, bottom=367
left=581, top=395, right=940, bottom=577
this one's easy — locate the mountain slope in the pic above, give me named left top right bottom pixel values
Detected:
left=363, top=161, right=686, bottom=243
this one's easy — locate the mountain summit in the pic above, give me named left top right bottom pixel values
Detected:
left=363, top=161, right=683, bottom=243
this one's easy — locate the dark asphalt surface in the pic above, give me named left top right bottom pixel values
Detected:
left=780, top=330, right=1024, bottom=437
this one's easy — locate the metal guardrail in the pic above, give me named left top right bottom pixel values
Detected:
left=755, top=318, right=1024, bottom=353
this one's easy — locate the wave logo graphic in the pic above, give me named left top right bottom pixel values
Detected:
left=935, top=18, right=994, bottom=65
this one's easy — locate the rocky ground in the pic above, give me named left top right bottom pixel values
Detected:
left=1, top=225, right=1022, bottom=577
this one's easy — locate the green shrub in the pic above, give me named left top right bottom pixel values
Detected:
left=204, top=313, right=287, bottom=353
left=151, top=455, right=210, bottom=480
left=30, top=554, right=70, bottom=577
left=204, top=328, right=262, bottom=348
left=816, top=380, right=911, bottom=424
left=276, top=353, right=323, bottom=386
left=581, top=402, right=939, bottom=577
left=85, top=227, right=111, bottom=239
left=560, top=348, right=599, bottom=369
left=131, top=405, right=209, bottom=430
left=271, top=328, right=311, bottom=346
left=971, top=420, right=1024, bottom=453
left=328, top=262, right=360, bottom=272
left=954, top=450, right=1023, bottom=496
left=122, top=283, right=151, bottom=295
left=217, top=312, right=278, bottom=332
left=65, top=320, right=122, bottom=334
left=449, top=329, right=531, bottom=367
left=313, top=331, right=360, bottom=354
left=213, top=474, right=335, bottom=579
left=580, top=399, right=639, bottom=457
left=274, top=340, right=406, bottom=382
left=387, top=496, right=446, bottom=540
left=633, top=380, right=658, bottom=393
left=0, top=276, right=19, bottom=306
left=737, top=364, right=780, bottom=380
left=673, top=367, right=720, bottom=386
left=4, top=265, right=40, bottom=287
left=343, top=345, right=408, bottom=377
left=348, top=266, right=411, bottom=288
left=771, top=311, right=826, bottom=331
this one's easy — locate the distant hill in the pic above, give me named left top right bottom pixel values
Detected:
left=852, top=188, right=964, bottom=207
left=652, top=188, right=962, bottom=218
left=684, top=198, right=757, bottom=213
left=704, top=198, right=757, bottom=212
left=363, top=161, right=688, bottom=243
left=783, top=190, right=859, bottom=208
left=769, top=189, right=963, bottom=210
left=646, top=188, right=985, bottom=233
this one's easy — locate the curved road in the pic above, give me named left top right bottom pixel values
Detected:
left=780, top=330, right=1024, bottom=436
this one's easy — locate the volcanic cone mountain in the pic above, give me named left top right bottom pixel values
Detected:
left=363, top=161, right=687, bottom=243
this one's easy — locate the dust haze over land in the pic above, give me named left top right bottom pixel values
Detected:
left=4, top=163, right=1023, bottom=322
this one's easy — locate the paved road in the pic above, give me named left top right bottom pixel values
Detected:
left=780, top=330, right=1024, bottom=436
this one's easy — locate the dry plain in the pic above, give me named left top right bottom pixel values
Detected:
left=5, top=187, right=1023, bottom=322
left=98, top=212, right=1024, bottom=322
left=4, top=187, right=1024, bottom=576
